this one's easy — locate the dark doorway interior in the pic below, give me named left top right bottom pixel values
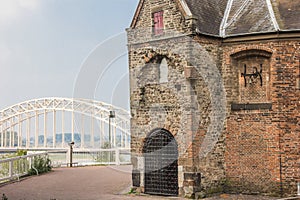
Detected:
left=143, top=128, right=178, bottom=196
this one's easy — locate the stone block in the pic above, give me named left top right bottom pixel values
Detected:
left=184, top=66, right=198, bottom=79
left=132, top=170, right=140, bottom=187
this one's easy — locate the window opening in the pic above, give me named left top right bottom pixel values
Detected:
left=159, top=58, right=168, bottom=83
left=153, top=11, right=164, bottom=35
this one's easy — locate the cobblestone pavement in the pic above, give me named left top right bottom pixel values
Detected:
left=0, top=165, right=291, bottom=200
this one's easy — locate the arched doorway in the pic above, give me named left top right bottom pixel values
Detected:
left=143, top=128, right=178, bottom=196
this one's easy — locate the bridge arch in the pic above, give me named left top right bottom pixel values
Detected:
left=0, top=98, right=130, bottom=149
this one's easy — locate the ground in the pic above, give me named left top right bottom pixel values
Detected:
left=0, top=165, right=293, bottom=200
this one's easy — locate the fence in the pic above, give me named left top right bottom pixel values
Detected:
left=74, top=148, right=131, bottom=166
left=0, top=152, right=49, bottom=183
left=0, top=148, right=131, bottom=182
left=48, top=148, right=131, bottom=167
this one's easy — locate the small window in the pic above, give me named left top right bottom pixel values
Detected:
left=153, top=11, right=164, bottom=35
left=159, top=58, right=168, bottom=83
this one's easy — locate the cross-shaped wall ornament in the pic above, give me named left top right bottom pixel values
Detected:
left=241, top=64, right=263, bottom=87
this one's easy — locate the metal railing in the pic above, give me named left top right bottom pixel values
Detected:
left=72, top=148, right=131, bottom=166
left=48, top=148, right=131, bottom=167
left=0, top=148, right=131, bottom=182
left=0, top=152, right=49, bottom=183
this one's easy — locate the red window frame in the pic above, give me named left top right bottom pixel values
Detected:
left=153, top=11, right=164, bottom=35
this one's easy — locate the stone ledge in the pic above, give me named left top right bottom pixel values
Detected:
left=231, top=103, right=272, bottom=111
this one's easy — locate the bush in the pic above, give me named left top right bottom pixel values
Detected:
left=28, top=156, right=52, bottom=175
left=16, top=150, right=27, bottom=156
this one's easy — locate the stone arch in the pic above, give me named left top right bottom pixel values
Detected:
left=137, top=48, right=187, bottom=68
left=230, top=47, right=273, bottom=59
left=231, top=49, right=272, bottom=60
left=137, top=53, right=174, bottom=87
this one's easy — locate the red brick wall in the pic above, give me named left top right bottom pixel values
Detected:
left=223, top=39, right=300, bottom=196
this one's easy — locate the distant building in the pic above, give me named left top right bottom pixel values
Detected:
left=127, top=0, right=300, bottom=198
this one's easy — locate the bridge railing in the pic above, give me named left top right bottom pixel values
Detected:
left=0, top=152, right=49, bottom=183
left=48, top=148, right=131, bottom=167
left=0, top=148, right=131, bottom=182
left=72, top=148, right=131, bottom=166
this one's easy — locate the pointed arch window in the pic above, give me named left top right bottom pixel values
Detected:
left=159, top=58, right=168, bottom=83
left=153, top=11, right=164, bottom=35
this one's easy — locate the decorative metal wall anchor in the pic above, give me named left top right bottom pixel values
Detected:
left=241, top=64, right=263, bottom=87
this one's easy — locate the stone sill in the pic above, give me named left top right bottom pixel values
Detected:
left=231, top=103, right=272, bottom=111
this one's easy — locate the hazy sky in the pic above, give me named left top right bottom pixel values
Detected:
left=0, top=0, right=139, bottom=110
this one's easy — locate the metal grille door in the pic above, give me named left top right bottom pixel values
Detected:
left=143, top=129, right=178, bottom=196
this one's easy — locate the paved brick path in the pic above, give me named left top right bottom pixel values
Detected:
left=0, top=165, right=284, bottom=200
left=0, top=165, right=182, bottom=200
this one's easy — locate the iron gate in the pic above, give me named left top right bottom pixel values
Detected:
left=143, top=128, right=178, bottom=196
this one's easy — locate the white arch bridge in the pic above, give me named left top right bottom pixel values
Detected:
left=0, top=98, right=131, bottom=165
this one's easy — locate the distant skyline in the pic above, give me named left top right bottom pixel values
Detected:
left=0, top=0, right=139, bottom=110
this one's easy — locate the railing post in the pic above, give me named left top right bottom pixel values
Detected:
left=9, top=160, right=13, bottom=179
left=0, top=152, right=51, bottom=183
left=28, top=156, right=32, bottom=171
left=68, top=142, right=74, bottom=167
left=66, top=150, right=69, bottom=164
left=125, top=134, right=128, bottom=149
left=115, top=148, right=120, bottom=165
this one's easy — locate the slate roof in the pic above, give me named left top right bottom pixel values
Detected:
left=185, top=0, right=300, bottom=37
left=185, top=0, right=228, bottom=36
left=222, top=0, right=276, bottom=36
left=276, top=0, right=300, bottom=30
left=131, top=0, right=300, bottom=38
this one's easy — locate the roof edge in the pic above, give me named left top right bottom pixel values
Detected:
left=222, top=30, right=300, bottom=42
left=196, top=28, right=300, bottom=39
left=177, top=0, right=192, bottom=16
left=130, top=0, right=145, bottom=28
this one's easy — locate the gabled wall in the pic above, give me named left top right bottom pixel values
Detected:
left=127, top=0, right=196, bottom=45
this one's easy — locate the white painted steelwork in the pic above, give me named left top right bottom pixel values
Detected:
left=0, top=98, right=130, bottom=149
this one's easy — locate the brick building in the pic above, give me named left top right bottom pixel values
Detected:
left=127, top=0, right=299, bottom=198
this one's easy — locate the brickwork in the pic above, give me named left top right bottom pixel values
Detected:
left=223, top=40, right=300, bottom=196
left=128, top=0, right=300, bottom=198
